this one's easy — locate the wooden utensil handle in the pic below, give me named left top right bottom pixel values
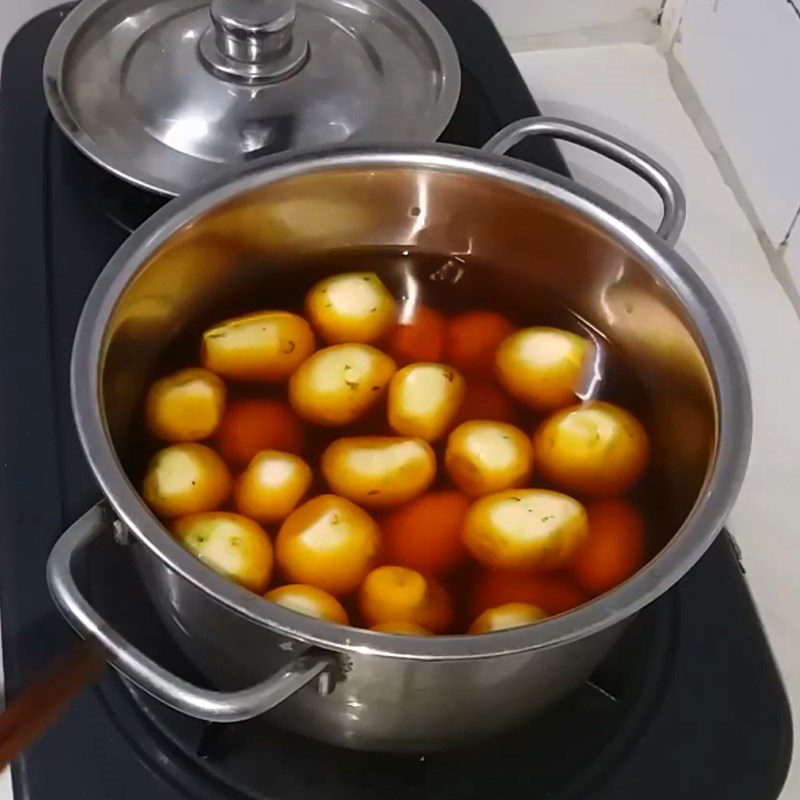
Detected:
left=0, top=641, right=105, bottom=769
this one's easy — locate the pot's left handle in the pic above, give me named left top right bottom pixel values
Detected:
left=483, top=117, right=686, bottom=245
left=47, top=503, right=336, bottom=723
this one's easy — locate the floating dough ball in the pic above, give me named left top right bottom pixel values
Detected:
left=469, top=602, right=548, bottom=634
left=472, top=570, right=586, bottom=617
left=321, top=436, right=436, bottom=508
left=288, top=343, right=395, bottom=426
left=143, top=443, right=232, bottom=518
left=370, top=621, right=433, bottom=636
left=454, top=381, right=517, bottom=427
left=571, top=500, right=646, bottom=594
left=445, top=420, right=534, bottom=497
left=463, top=489, right=588, bottom=571
left=145, top=368, right=226, bottom=442
left=388, top=362, right=465, bottom=441
left=359, top=566, right=454, bottom=633
left=444, top=311, right=514, bottom=378
left=216, top=399, right=305, bottom=467
left=265, top=584, right=349, bottom=625
left=305, top=272, right=396, bottom=344
left=533, top=401, right=649, bottom=497
left=202, top=311, right=314, bottom=382
left=380, top=491, right=470, bottom=575
left=173, top=512, right=273, bottom=593
left=234, top=450, right=312, bottom=523
left=386, top=304, right=446, bottom=365
left=495, top=327, right=589, bottom=411
left=276, top=495, right=381, bottom=596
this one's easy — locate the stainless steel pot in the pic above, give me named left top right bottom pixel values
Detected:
left=47, top=118, right=751, bottom=751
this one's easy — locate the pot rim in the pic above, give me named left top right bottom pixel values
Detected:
left=71, top=143, right=752, bottom=660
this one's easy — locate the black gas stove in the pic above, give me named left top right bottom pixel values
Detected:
left=0, top=3, right=792, bottom=799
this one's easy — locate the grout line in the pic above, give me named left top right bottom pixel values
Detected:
left=502, top=19, right=658, bottom=53
left=664, top=53, right=800, bottom=318
left=780, top=204, right=800, bottom=248
left=657, top=0, right=691, bottom=49
left=785, top=0, right=800, bottom=22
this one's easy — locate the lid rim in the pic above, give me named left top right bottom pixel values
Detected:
left=43, top=0, right=462, bottom=196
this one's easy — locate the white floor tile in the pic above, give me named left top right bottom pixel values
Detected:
left=514, top=42, right=800, bottom=799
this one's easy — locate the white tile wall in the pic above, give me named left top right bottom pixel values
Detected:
left=0, top=0, right=63, bottom=67
left=659, top=0, right=690, bottom=41
left=785, top=216, right=800, bottom=287
left=668, top=0, right=800, bottom=248
left=0, top=0, right=665, bottom=67
left=513, top=42, right=800, bottom=799
left=475, top=0, right=662, bottom=38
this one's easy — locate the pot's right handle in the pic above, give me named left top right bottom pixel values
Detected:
left=47, top=503, right=336, bottom=723
left=483, top=117, right=686, bottom=245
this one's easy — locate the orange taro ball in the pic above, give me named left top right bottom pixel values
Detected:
left=444, top=311, right=514, bottom=378
left=386, top=304, right=446, bottom=365
left=572, top=500, right=646, bottom=595
left=454, top=381, right=516, bottom=426
left=359, top=566, right=454, bottom=633
left=216, top=399, right=304, bottom=467
left=473, top=570, right=586, bottom=617
left=381, top=491, right=470, bottom=575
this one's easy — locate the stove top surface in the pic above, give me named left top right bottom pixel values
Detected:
left=0, top=4, right=791, bottom=799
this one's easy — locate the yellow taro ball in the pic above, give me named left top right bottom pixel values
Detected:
left=173, top=512, right=273, bottom=594
left=371, top=621, right=433, bottom=636
left=306, top=272, right=396, bottom=344
left=265, top=584, right=349, bottom=626
left=359, top=566, right=454, bottom=633
left=276, top=495, right=381, bottom=596
left=445, top=421, right=533, bottom=497
left=469, top=602, right=548, bottom=634
left=234, top=450, right=312, bottom=523
left=463, top=488, right=588, bottom=571
left=533, top=401, right=649, bottom=497
left=142, top=443, right=232, bottom=518
left=145, top=368, right=226, bottom=442
left=495, top=327, right=589, bottom=411
left=202, top=311, right=315, bottom=383
left=388, top=363, right=466, bottom=442
left=288, top=344, right=396, bottom=426
left=321, top=436, right=436, bottom=508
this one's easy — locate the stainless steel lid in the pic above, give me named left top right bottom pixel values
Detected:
left=44, top=0, right=460, bottom=196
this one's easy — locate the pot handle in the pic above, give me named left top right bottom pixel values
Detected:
left=47, top=503, right=336, bottom=723
left=483, top=117, right=686, bottom=245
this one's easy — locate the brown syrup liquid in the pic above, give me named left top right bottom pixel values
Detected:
left=131, top=247, right=678, bottom=631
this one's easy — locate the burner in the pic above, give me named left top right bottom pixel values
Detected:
left=62, top=141, right=167, bottom=233
left=112, top=616, right=673, bottom=799
left=0, top=3, right=791, bottom=800
left=87, top=524, right=673, bottom=799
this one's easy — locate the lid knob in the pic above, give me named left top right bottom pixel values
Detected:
left=201, top=0, right=309, bottom=83
left=211, top=0, right=295, bottom=63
